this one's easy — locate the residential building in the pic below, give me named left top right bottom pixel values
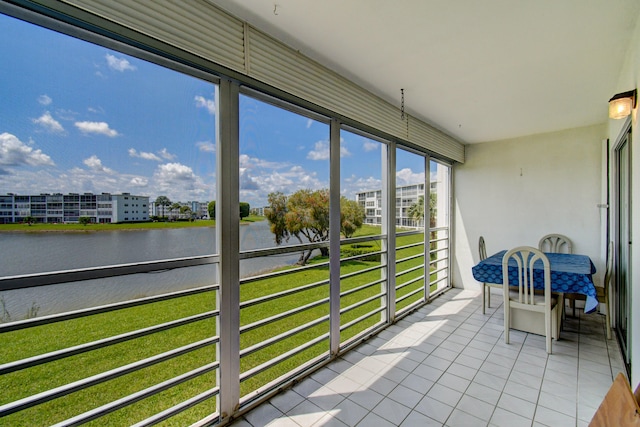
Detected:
left=357, top=182, right=439, bottom=228
left=0, top=193, right=149, bottom=223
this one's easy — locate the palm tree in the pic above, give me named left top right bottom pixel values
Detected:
left=155, top=196, right=171, bottom=219
left=407, top=195, right=425, bottom=227
left=170, top=202, right=182, bottom=220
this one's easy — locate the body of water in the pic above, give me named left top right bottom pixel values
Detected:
left=0, top=221, right=305, bottom=320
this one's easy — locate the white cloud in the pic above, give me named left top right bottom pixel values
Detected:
left=363, top=141, right=379, bottom=152
left=195, top=95, right=216, bottom=115
left=32, top=111, right=64, bottom=133
left=152, top=162, right=212, bottom=201
left=307, top=140, right=351, bottom=160
left=129, top=176, right=148, bottom=187
left=38, top=95, right=52, bottom=105
left=105, top=53, right=136, bottom=72
left=306, top=119, right=313, bottom=129
left=396, top=167, right=425, bottom=187
left=197, top=141, right=216, bottom=152
left=158, top=148, right=176, bottom=160
left=155, top=162, right=196, bottom=182
left=0, top=133, right=54, bottom=172
left=128, top=148, right=162, bottom=162
left=83, top=155, right=114, bottom=173
left=75, top=121, right=119, bottom=137
left=238, top=154, right=327, bottom=206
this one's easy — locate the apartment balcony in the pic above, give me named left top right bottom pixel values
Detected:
left=225, top=288, right=621, bottom=427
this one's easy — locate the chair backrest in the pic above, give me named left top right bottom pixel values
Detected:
left=502, top=246, right=551, bottom=305
left=538, top=233, right=573, bottom=254
left=479, top=236, right=487, bottom=260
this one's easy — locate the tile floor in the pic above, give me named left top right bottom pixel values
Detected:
left=231, top=287, right=626, bottom=427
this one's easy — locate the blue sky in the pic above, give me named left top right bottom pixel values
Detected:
left=0, top=13, right=426, bottom=208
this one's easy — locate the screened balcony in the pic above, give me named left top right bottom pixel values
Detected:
left=1, top=1, right=639, bottom=426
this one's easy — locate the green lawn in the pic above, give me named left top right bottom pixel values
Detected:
left=0, top=215, right=264, bottom=232
left=0, top=225, right=437, bottom=426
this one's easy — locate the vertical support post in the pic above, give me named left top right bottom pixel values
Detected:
left=217, top=78, right=240, bottom=421
left=424, top=156, right=431, bottom=300
left=384, top=142, right=396, bottom=323
left=329, top=119, right=341, bottom=355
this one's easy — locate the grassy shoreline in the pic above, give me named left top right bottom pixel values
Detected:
left=0, top=216, right=265, bottom=232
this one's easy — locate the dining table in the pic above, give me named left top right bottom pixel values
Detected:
left=472, top=250, right=599, bottom=313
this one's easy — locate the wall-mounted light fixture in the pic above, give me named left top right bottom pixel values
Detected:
left=609, top=89, right=636, bottom=119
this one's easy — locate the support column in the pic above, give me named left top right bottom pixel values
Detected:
left=217, top=79, right=240, bottom=421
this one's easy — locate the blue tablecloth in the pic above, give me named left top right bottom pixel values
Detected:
left=472, top=250, right=599, bottom=313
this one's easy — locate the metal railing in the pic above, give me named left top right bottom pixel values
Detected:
left=0, top=228, right=450, bottom=425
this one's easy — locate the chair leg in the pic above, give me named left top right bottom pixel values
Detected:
left=504, top=305, right=510, bottom=344
left=487, top=285, right=491, bottom=308
left=545, top=313, right=552, bottom=354
left=482, top=283, right=486, bottom=314
left=556, top=294, right=563, bottom=339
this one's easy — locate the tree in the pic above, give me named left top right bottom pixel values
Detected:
left=407, top=195, right=425, bottom=226
left=239, top=202, right=250, bottom=219
left=79, top=216, right=91, bottom=226
left=22, top=216, right=35, bottom=226
left=179, top=205, right=192, bottom=219
left=408, top=192, right=437, bottom=228
left=207, top=201, right=215, bottom=220
left=340, top=197, right=365, bottom=238
left=169, top=202, right=182, bottom=220
left=155, top=196, right=171, bottom=219
left=265, top=189, right=365, bottom=265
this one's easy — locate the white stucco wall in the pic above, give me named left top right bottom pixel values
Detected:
left=453, top=124, right=606, bottom=294
left=609, top=9, right=640, bottom=386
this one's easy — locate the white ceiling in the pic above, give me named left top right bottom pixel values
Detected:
left=208, top=0, right=640, bottom=144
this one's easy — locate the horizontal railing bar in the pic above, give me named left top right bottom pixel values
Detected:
left=339, top=278, right=385, bottom=299
left=338, top=250, right=384, bottom=264
left=51, top=362, right=219, bottom=427
left=239, top=241, right=328, bottom=260
left=240, top=297, right=329, bottom=334
left=240, top=333, right=329, bottom=382
left=396, top=298, right=424, bottom=316
left=396, top=286, right=423, bottom=303
left=395, top=275, right=424, bottom=291
left=429, top=237, right=448, bottom=245
left=1, top=310, right=219, bottom=375
left=240, top=259, right=329, bottom=285
left=240, top=278, right=329, bottom=309
left=340, top=234, right=387, bottom=245
left=396, top=230, right=423, bottom=238
left=339, top=306, right=386, bottom=332
left=0, top=254, right=219, bottom=291
left=239, top=352, right=330, bottom=411
left=428, top=256, right=448, bottom=266
left=430, top=276, right=448, bottom=286
left=0, top=284, right=218, bottom=333
left=430, top=265, right=448, bottom=276
left=340, top=292, right=386, bottom=316
left=429, top=286, right=450, bottom=301
left=396, top=252, right=424, bottom=264
left=0, top=337, right=216, bottom=417
left=339, top=263, right=384, bottom=280
left=132, top=388, right=220, bottom=427
left=240, top=314, right=330, bottom=358
left=396, top=240, right=424, bottom=251
left=396, top=263, right=424, bottom=277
